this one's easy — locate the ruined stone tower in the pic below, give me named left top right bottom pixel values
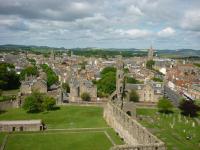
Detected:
left=116, top=55, right=124, bottom=101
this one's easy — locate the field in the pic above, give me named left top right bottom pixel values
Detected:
left=137, top=108, right=200, bottom=150
left=0, top=105, right=123, bottom=150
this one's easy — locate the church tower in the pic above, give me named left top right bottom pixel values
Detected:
left=116, top=55, right=124, bottom=101
left=148, top=45, right=154, bottom=60
left=51, top=49, right=55, bottom=60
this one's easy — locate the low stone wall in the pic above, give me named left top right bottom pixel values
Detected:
left=104, top=102, right=166, bottom=150
left=0, top=100, right=18, bottom=110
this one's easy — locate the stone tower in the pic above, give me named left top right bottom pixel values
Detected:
left=148, top=45, right=154, bottom=60
left=116, top=55, right=124, bottom=101
left=51, top=49, right=55, bottom=60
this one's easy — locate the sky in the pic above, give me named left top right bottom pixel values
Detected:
left=0, top=0, right=200, bottom=49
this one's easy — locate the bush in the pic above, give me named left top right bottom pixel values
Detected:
left=81, top=92, right=91, bottom=101
left=23, top=91, right=56, bottom=113
left=129, top=90, right=139, bottom=102
left=179, top=99, right=200, bottom=117
left=157, top=97, right=173, bottom=113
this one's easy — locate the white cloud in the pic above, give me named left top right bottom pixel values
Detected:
left=181, top=10, right=200, bottom=31
left=115, top=29, right=151, bottom=39
left=127, top=5, right=143, bottom=16
left=158, top=27, right=175, bottom=37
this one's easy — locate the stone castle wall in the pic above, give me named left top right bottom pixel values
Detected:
left=104, top=102, right=166, bottom=150
left=0, top=100, right=18, bottom=110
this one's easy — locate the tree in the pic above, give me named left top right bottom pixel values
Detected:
left=42, top=96, right=56, bottom=110
left=62, top=82, right=70, bottom=93
left=179, top=99, right=200, bottom=117
left=157, top=97, right=173, bottom=113
left=20, top=66, right=39, bottom=80
left=97, top=67, right=116, bottom=97
left=146, top=60, right=155, bottom=70
left=129, top=90, right=139, bottom=102
left=0, top=63, right=20, bottom=90
left=23, top=91, right=56, bottom=113
left=81, top=92, right=91, bottom=101
left=40, top=64, right=58, bottom=88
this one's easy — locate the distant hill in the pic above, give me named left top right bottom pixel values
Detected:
left=0, top=44, right=199, bottom=57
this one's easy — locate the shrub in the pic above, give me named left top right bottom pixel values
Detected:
left=81, top=92, right=91, bottom=101
left=179, top=99, right=200, bottom=117
left=157, top=97, right=173, bottom=113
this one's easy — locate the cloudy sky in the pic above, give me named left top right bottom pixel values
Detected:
left=0, top=0, right=200, bottom=49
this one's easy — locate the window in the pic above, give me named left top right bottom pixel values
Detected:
left=12, top=127, right=15, bottom=132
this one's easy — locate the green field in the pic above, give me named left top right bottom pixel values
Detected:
left=137, top=108, right=200, bottom=150
left=0, top=105, right=123, bottom=150
left=0, top=106, right=108, bottom=129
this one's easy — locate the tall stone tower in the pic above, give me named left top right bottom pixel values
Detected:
left=51, top=49, right=55, bottom=60
left=148, top=45, right=154, bottom=60
left=116, top=55, right=124, bottom=101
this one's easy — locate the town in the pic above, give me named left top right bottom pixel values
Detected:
left=0, top=0, right=200, bottom=150
left=0, top=45, right=199, bottom=150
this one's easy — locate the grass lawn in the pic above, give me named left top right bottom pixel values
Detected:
left=137, top=108, right=200, bottom=150
left=0, top=106, right=108, bottom=129
left=5, top=131, right=113, bottom=150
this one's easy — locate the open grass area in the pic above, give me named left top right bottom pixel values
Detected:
left=0, top=105, right=124, bottom=150
left=5, top=131, right=113, bottom=150
left=0, top=106, right=108, bottom=129
left=137, top=108, right=200, bottom=150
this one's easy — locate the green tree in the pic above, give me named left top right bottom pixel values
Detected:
left=42, top=96, right=56, bottom=110
left=20, top=66, right=39, bottom=80
left=40, top=64, right=58, bottom=87
left=179, top=99, right=200, bottom=117
left=157, top=97, right=173, bottom=113
left=129, top=90, right=139, bottom=102
left=23, top=91, right=56, bottom=113
left=146, top=60, right=155, bottom=70
left=62, top=82, right=70, bottom=93
left=97, top=67, right=116, bottom=97
left=0, top=63, right=20, bottom=90
left=81, top=92, right=91, bottom=101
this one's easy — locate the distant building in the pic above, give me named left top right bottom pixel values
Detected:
left=126, top=81, right=164, bottom=103
left=148, top=46, right=154, bottom=60
left=69, top=77, right=97, bottom=102
left=20, top=76, right=47, bottom=95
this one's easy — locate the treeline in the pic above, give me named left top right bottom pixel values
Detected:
left=72, top=50, right=147, bottom=58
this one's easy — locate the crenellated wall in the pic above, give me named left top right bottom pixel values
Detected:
left=104, top=102, right=166, bottom=150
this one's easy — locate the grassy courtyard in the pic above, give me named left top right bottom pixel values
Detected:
left=0, top=105, right=108, bottom=129
left=0, top=105, right=123, bottom=150
left=137, top=108, right=200, bottom=150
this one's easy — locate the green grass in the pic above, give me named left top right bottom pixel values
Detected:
left=137, top=108, right=200, bottom=150
left=5, top=131, right=113, bottom=150
left=0, top=133, right=6, bottom=146
left=0, top=106, right=108, bottom=129
left=0, top=106, right=124, bottom=150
